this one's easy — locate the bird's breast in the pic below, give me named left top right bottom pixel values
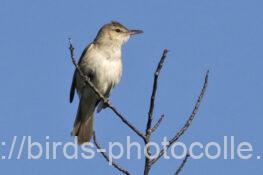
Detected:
left=84, top=48, right=122, bottom=95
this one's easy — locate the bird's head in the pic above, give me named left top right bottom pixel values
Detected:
left=94, top=21, right=143, bottom=47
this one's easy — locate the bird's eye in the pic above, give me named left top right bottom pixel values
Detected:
left=115, top=29, right=121, bottom=33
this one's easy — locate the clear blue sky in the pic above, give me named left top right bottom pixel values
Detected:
left=0, top=0, right=262, bottom=174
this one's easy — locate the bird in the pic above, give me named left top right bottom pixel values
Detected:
left=69, top=21, right=143, bottom=144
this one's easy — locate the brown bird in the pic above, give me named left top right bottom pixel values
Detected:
left=70, top=21, right=143, bottom=144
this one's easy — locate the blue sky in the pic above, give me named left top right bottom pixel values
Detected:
left=0, top=0, right=262, bottom=174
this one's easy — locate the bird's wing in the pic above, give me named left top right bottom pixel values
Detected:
left=69, top=43, right=92, bottom=103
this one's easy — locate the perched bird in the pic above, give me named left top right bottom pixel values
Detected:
left=70, top=21, right=143, bottom=144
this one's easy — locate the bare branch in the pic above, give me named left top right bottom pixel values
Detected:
left=151, top=114, right=165, bottom=133
left=144, top=49, right=169, bottom=175
left=68, top=39, right=146, bottom=141
left=93, top=132, right=131, bottom=175
left=69, top=39, right=208, bottom=175
left=175, top=154, right=190, bottom=175
left=151, top=70, right=209, bottom=165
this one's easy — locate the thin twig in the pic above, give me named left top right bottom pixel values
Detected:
left=175, top=154, right=190, bottom=175
left=68, top=38, right=146, bottom=141
left=93, top=132, right=131, bottom=175
left=151, top=70, right=209, bottom=165
left=144, top=49, right=169, bottom=175
left=151, top=114, right=165, bottom=133
left=145, top=49, right=169, bottom=139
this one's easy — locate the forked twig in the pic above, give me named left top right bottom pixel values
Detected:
left=144, top=49, right=169, bottom=175
left=145, top=49, right=169, bottom=140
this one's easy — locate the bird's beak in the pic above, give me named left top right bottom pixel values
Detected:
left=128, top=29, right=143, bottom=35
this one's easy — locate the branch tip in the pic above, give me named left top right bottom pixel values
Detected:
left=175, top=154, right=190, bottom=175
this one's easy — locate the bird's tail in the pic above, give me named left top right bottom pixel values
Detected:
left=71, top=96, right=95, bottom=144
